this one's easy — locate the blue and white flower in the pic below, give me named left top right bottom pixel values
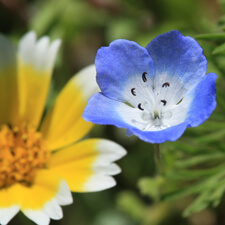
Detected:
left=83, top=30, right=217, bottom=143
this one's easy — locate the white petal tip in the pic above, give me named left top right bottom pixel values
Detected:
left=84, top=175, right=116, bottom=192
left=51, top=39, right=61, bottom=48
left=18, top=31, right=60, bottom=71
left=21, top=31, right=37, bottom=43
left=22, top=180, right=72, bottom=224
left=56, top=180, right=73, bottom=206
left=44, top=200, right=63, bottom=220
left=93, top=163, right=121, bottom=175
left=0, top=205, right=20, bottom=225
left=83, top=140, right=126, bottom=192
left=96, top=140, right=127, bottom=161
left=23, top=209, right=50, bottom=225
left=73, top=64, right=99, bottom=99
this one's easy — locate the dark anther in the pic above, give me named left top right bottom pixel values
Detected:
left=162, top=82, right=170, bottom=88
left=10, top=147, right=15, bottom=156
left=142, top=72, right=147, bottom=82
left=161, top=100, right=167, bottom=106
left=138, top=103, right=144, bottom=111
left=131, top=88, right=136, bottom=96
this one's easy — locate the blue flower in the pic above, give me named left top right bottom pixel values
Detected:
left=83, top=30, right=217, bottom=143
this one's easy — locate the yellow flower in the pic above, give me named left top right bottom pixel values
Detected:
left=0, top=31, right=126, bottom=225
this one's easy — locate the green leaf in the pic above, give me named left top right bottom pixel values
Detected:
left=195, top=33, right=225, bottom=41
left=175, top=153, right=225, bottom=168
left=183, top=191, right=210, bottom=217
left=183, top=178, right=225, bottom=216
left=213, top=42, right=225, bottom=54
left=209, top=179, right=225, bottom=206
left=166, top=166, right=224, bottom=180
left=217, top=89, right=225, bottom=112
left=138, top=177, right=165, bottom=201
left=116, top=191, right=146, bottom=221
left=196, top=129, right=225, bottom=143
left=163, top=170, right=225, bottom=202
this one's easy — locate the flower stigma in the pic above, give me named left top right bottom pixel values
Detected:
left=0, top=124, right=50, bottom=188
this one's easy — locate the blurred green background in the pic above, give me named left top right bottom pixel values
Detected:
left=3, top=0, right=225, bottom=224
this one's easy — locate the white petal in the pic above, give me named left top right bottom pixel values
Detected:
left=22, top=180, right=72, bottom=224
left=0, top=205, right=20, bottom=225
left=165, top=96, right=192, bottom=126
left=55, top=180, right=73, bottom=206
left=93, top=163, right=121, bottom=175
left=33, top=36, right=50, bottom=69
left=73, top=64, right=100, bottom=99
left=18, top=31, right=61, bottom=72
left=116, top=103, right=146, bottom=130
left=18, top=31, right=36, bottom=64
left=82, top=140, right=126, bottom=191
left=84, top=174, right=116, bottom=192
left=45, top=39, right=61, bottom=71
left=95, top=139, right=127, bottom=163
left=123, top=74, right=155, bottom=108
left=23, top=209, right=50, bottom=225
left=44, top=199, right=63, bottom=220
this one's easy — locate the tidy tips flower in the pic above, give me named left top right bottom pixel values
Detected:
left=0, top=32, right=126, bottom=225
left=83, top=30, right=217, bottom=143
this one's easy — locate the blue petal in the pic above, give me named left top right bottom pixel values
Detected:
left=95, top=39, right=154, bottom=101
left=130, top=122, right=188, bottom=143
left=146, top=30, right=207, bottom=87
left=185, top=72, right=217, bottom=127
left=83, top=93, right=189, bottom=143
left=126, top=129, right=133, bottom=136
left=83, top=92, right=140, bottom=129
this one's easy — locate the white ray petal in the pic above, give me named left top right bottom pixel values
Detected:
left=33, top=36, right=50, bottom=70
left=95, top=139, right=127, bottom=163
left=74, top=64, right=100, bottom=99
left=84, top=174, right=116, bottom=192
left=55, top=180, right=73, bottom=206
left=23, top=209, right=50, bottom=225
left=44, top=199, right=63, bottom=220
left=82, top=140, right=126, bottom=192
left=93, top=163, right=121, bottom=175
left=18, top=31, right=36, bottom=64
left=22, top=180, right=72, bottom=224
left=18, top=31, right=61, bottom=72
left=0, top=205, right=20, bottom=225
left=45, top=39, right=61, bottom=71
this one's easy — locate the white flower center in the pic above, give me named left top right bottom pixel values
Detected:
left=123, top=72, right=191, bottom=131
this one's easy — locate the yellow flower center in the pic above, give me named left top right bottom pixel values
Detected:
left=0, top=124, right=50, bottom=188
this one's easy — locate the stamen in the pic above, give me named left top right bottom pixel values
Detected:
left=13, top=126, right=19, bottom=134
left=142, top=72, right=147, bottom=82
left=0, top=124, right=50, bottom=188
left=162, top=82, right=170, bottom=87
left=131, top=88, right=136, bottom=96
left=138, top=103, right=144, bottom=111
left=161, top=100, right=167, bottom=106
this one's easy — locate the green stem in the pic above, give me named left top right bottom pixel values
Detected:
left=154, top=144, right=161, bottom=174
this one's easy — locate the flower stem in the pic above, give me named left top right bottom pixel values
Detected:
left=154, top=144, right=161, bottom=174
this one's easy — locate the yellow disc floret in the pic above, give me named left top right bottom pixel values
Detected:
left=0, top=124, right=50, bottom=188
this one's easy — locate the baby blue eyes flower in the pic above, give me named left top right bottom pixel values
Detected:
left=83, top=30, right=217, bottom=143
